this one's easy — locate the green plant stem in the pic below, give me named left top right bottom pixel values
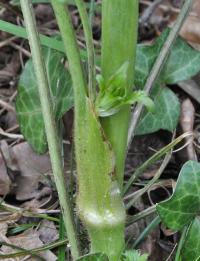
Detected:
left=132, top=216, right=161, bottom=248
left=101, top=0, right=139, bottom=188
left=51, top=0, right=87, bottom=106
left=74, top=0, right=96, bottom=99
left=175, top=226, right=188, bottom=261
left=58, top=215, right=66, bottom=261
left=127, top=0, right=193, bottom=149
left=20, top=1, right=79, bottom=259
left=89, top=0, right=95, bottom=27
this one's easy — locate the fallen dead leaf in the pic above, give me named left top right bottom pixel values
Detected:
left=0, top=228, right=57, bottom=261
left=38, top=220, right=59, bottom=244
left=180, top=99, right=197, bottom=161
left=0, top=140, right=18, bottom=171
left=0, top=222, right=8, bottom=241
left=174, top=0, right=200, bottom=46
left=0, top=150, right=11, bottom=195
left=10, top=142, right=52, bottom=201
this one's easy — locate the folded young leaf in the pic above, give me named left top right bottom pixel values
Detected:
left=122, top=250, right=148, bottom=261
left=96, top=63, right=153, bottom=117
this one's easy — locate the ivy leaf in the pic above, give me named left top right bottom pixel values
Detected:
left=135, top=87, right=180, bottom=135
left=135, top=30, right=169, bottom=89
left=121, top=250, right=148, bottom=261
left=161, top=38, right=200, bottom=84
left=135, top=29, right=200, bottom=135
left=135, top=29, right=200, bottom=88
left=76, top=253, right=109, bottom=261
left=181, top=217, right=200, bottom=261
left=16, top=47, right=73, bottom=153
left=157, top=161, right=200, bottom=231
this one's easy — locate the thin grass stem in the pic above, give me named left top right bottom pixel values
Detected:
left=19, top=1, right=80, bottom=258
left=132, top=216, right=161, bottom=248
left=74, top=0, right=96, bottom=100
left=175, top=226, right=188, bottom=261
left=89, top=0, right=95, bottom=28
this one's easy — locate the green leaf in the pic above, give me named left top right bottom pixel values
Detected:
left=135, top=29, right=200, bottom=135
left=135, top=30, right=169, bottom=89
left=135, top=87, right=180, bottom=135
left=135, top=29, right=200, bottom=88
left=122, top=250, right=148, bottom=261
left=161, top=39, right=200, bottom=84
left=181, top=217, right=200, bottom=261
left=16, top=47, right=73, bottom=153
left=157, top=161, right=200, bottom=231
left=76, top=253, right=109, bottom=261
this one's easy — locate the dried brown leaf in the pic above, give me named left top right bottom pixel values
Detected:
left=0, top=150, right=11, bottom=195
left=1, top=229, right=57, bottom=261
left=180, top=99, right=197, bottom=161
left=10, top=142, right=52, bottom=201
left=38, top=220, right=59, bottom=244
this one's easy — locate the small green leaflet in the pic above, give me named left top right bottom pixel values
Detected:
left=16, top=47, right=73, bottom=153
left=121, top=250, right=148, bottom=261
left=76, top=253, right=109, bottom=261
left=135, top=29, right=200, bottom=135
left=157, top=161, right=200, bottom=231
left=96, top=62, right=154, bottom=117
left=181, top=217, right=200, bottom=261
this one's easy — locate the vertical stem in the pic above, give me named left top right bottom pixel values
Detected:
left=101, top=0, right=139, bottom=188
left=175, top=226, right=188, bottom=261
left=89, top=0, right=95, bottom=28
left=20, top=1, right=80, bottom=259
left=51, top=0, right=87, bottom=110
left=74, top=0, right=96, bottom=100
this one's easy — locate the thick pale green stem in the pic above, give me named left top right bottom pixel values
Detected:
left=51, top=2, right=125, bottom=260
left=101, top=0, right=139, bottom=188
left=20, top=0, right=79, bottom=259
